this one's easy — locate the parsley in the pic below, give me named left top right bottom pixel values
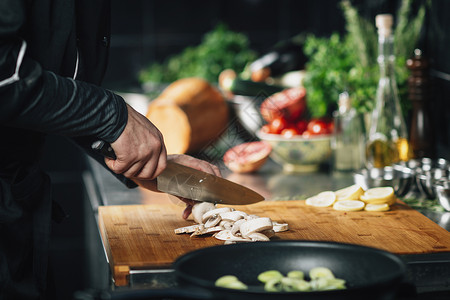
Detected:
left=139, top=24, right=256, bottom=84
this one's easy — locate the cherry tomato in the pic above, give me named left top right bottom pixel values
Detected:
left=307, top=118, right=330, bottom=135
left=302, top=130, right=313, bottom=138
left=320, top=117, right=334, bottom=133
left=281, top=127, right=300, bottom=138
left=295, top=120, right=308, bottom=135
left=270, top=117, right=288, bottom=134
left=261, top=124, right=274, bottom=134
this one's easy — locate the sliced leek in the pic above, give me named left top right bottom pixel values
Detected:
left=215, top=275, right=248, bottom=290
left=257, top=270, right=284, bottom=283
left=216, top=267, right=346, bottom=292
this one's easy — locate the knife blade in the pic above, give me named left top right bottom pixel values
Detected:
left=91, top=140, right=264, bottom=205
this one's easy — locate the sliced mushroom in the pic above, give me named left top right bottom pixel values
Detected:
left=204, top=214, right=221, bottom=228
left=245, top=214, right=260, bottom=220
left=191, top=226, right=224, bottom=237
left=202, top=207, right=232, bottom=223
left=220, top=211, right=245, bottom=223
left=248, top=232, right=270, bottom=241
left=213, top=229, right=233, bottom=241
left=192, top=202, right=216, bottom=224
left=230, top=219, right=246, bottom=236
left=272, top=222, right=289, bottom=233
left=224, top=238, right=253, bottom=245
left=220, top=220, right=234, bottom=230
left=261, top=229, right=275, bottom=238
left=237, top=211, right=249, bottom=219
left=176, top=203, right=289, bottom=244
left=214, top=230, right=251, bottom=243
left=239, top=217, right=273, bottom=238
left=174, top=224, right=204, bottom=234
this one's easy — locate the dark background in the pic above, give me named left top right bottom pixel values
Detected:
left=42, top=1, right=449, bottom=299
left=103, top=0, right=449, bottom=158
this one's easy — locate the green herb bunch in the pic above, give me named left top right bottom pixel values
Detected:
left=302, top=0, right=428, bottom=118
left=139, top=24, right=257, bottom=84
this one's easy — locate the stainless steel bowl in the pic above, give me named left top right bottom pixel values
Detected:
left=394, top=158, right=450, bottom=200
left=353, top=166, right=414, bottom=197
left=436, top=180, right=450, bottom=211
left=417, top=167, right=450, bottom=199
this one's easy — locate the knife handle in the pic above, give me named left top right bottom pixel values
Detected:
left=91, top=140, right=117, bottom=160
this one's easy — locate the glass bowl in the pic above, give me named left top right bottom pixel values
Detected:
left=256, top=131, right=332, bottom=173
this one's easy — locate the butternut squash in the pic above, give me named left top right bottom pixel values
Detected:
left=146, top=78, right=229, bottom=154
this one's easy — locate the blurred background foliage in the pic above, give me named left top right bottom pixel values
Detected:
left=139, top=24, right=257, bottom=84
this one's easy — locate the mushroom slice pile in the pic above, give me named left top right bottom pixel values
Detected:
left=174, top=203, right=289, bottom=244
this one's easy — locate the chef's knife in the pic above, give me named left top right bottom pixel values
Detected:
left=91, top=140, right=264, bottom=205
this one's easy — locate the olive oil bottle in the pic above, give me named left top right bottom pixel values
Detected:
left=366, top=14, right=411, bottom=168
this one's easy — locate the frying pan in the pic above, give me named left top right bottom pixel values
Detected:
left=88, top=241, right=408, bottom=300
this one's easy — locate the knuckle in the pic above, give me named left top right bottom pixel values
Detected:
left=111, top=163, right=126, bottom=174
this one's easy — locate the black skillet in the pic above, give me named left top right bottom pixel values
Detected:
left=97, top=240, right=407, bottom=300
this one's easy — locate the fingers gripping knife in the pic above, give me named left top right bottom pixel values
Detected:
left=91, top=141, right=264, bottom=205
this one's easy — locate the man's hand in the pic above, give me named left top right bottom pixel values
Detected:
left=167, top=153, right=221, bottom=177
left=105, top=104, right=167, bottom=180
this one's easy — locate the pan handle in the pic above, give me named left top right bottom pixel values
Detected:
left=74, top=287, right=214, bottom=300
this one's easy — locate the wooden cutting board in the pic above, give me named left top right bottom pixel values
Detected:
left=98, top=200, right=450, bottom=286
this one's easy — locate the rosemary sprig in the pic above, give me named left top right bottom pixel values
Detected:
left=395, top=0, right=429, bottom=59
left=340, top=0, right=377, bottom=68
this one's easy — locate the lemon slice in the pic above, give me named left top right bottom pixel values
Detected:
left=335, top=185, right=365, bottom=201
left=360, top=187, right=395, bottom=204
left=306, top=191, right=337, bottom=207
left=333, top=200, right=365, bottom=211
left=364, top=203, right=390, bottom=212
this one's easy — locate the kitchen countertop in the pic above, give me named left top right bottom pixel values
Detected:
left=84, top=156, right=450, bottom=298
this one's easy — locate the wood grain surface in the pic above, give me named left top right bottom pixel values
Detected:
left=98, top=200, right=450, bottom=286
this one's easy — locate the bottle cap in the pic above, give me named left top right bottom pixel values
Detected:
left=376, top=14, right=393, bottom=37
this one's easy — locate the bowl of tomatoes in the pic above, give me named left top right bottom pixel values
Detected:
left=256, top=87, right=333, bottom=172
left=257, top=128, right=332, bottom=173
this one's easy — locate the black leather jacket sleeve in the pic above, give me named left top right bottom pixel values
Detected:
left=0, top=1, right=127, bottom=144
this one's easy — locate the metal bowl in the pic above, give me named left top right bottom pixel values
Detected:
left=436, top=180, right=450, bottom=211
left=394, top=158, right=450, bottom=200
left=353, top=166, right=414, bottom=197
left=417, top=169, right=448, bottom=199
left=417, top=168, right=450, bottom=199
